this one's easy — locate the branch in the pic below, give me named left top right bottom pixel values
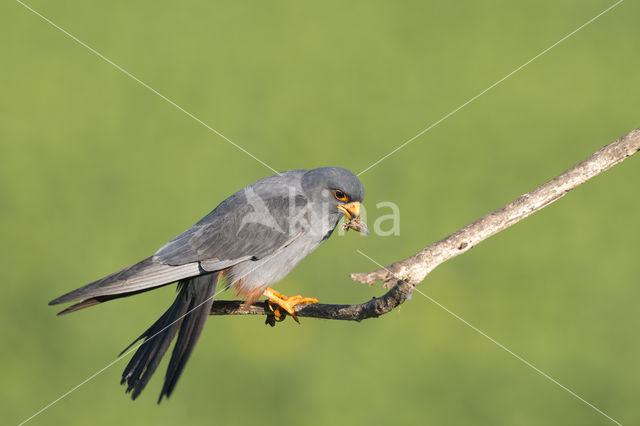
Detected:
left=211, top=127, right=640, bottom=324
left=208, top=280, right=414, bottom=325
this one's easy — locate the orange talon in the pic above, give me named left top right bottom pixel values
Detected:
left=263, top=287, right=318, bottom=323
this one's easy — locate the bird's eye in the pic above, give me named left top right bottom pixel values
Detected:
left=334, top=190, right=348, bottom=202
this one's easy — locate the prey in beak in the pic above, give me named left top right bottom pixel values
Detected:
left=338, top=201, right=369, bottom=234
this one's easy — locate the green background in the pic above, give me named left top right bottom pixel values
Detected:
left=2, top=0, right=639, bottom=424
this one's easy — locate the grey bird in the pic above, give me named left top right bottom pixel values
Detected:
left=49, top=167, right=367, bottom=402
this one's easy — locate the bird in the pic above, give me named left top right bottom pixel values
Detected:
left=49, top=167, right=368, bottom=402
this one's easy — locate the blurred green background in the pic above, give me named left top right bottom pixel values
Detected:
left=2, top=0, right=639, bottom=424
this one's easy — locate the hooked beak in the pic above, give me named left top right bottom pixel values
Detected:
left=337, top=201, right=360, bottom=219
left=338, top=201, right=369, bottom=234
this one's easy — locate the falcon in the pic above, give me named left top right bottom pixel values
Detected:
left=49, top=167, right=367, bottom=401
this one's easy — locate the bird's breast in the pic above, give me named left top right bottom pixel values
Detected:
left=226, top=229, right=328, bottom=299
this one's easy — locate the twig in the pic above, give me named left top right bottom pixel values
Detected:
left=211, top=127, right=640, bottom=323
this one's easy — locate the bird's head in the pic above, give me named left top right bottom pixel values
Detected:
left=301, top=167, right=368, bottom=234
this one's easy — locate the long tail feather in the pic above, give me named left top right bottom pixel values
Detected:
left=120, top=272, right=220, bottom=401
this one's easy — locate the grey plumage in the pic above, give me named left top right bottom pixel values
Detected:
left=49, top=257, right=202, bottom=308
left=120, top=272, right=220, bottom=401
left=154, top=170, right=310, bottom=267
left=49, top=167, right=366, bottom=401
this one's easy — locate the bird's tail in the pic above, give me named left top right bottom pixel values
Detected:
left=120, top=271, right=220, bottom=402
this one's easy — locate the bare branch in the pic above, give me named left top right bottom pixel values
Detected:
left=211, top=127, right=640, bottom=324
left=209, top=279, right=415, bottom=324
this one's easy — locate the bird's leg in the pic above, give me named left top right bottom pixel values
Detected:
left=263, top=287, right=318, bottom=323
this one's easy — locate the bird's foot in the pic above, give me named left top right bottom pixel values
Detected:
left=263, top=287, right=318, bottom=323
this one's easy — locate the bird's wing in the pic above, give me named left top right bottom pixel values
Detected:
left=49, top=256, right=201, bottom=308
left=154, top=170, right=310, bottom=271
left=49, top=170, right=309, bottom=310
